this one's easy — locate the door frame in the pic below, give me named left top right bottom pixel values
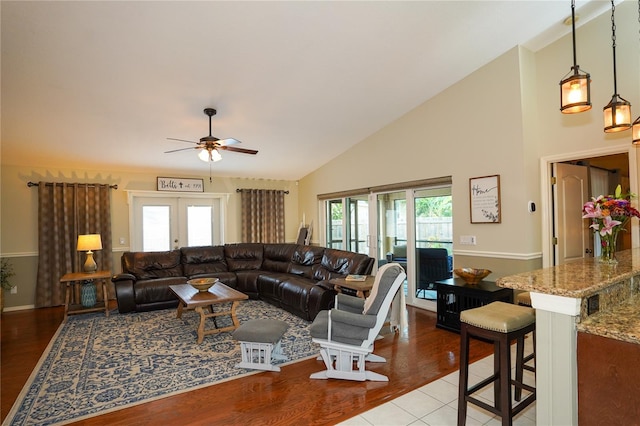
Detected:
left=540, top=143, right=638, bottom=267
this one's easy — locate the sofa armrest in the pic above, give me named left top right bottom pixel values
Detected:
left=111, top=273, right=137, bottom=313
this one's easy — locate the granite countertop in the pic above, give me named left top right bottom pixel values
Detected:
left=496, top=248, right=640, bottom=299
left=577, top=294, right=640, bottom=345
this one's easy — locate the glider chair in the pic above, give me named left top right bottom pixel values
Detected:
left=309, top=262, right=407, bottom=382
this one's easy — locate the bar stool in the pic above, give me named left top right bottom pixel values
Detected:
left=457, top=301, right=536, bottom=426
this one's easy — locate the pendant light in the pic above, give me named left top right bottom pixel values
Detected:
left=632, top=0, right=640, bottom=145
left=603, top=0, right=632, bottom=133
left=560, top=0, right=591, bottom=113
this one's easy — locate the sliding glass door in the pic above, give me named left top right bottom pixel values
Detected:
left=322, top=180, right=452, bottom=313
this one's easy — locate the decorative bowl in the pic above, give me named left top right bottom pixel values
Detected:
left=453, top=268, right=492, bottom=285
left=187, top=278, right=219, bottom=292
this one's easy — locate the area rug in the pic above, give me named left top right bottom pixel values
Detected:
left=4, top=300, right=316, bottom=426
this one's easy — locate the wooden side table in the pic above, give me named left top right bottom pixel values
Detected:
left=435, top=278, right=513, bottom=332
left=329, top=276, right=375, bottom=299
left=60, top=270, right=111, bottom=319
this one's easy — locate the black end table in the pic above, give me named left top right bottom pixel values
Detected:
left=435, top=277, right=514, bottom=332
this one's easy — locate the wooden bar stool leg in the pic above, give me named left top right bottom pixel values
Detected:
left=515, top=335, right=525, bottom=401
left=499, top=333, right=512, bottom=426
left=457, top=324, right=470, bottom=426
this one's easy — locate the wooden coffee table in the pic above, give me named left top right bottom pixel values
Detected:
left=169, top=283, right=249, bottom=344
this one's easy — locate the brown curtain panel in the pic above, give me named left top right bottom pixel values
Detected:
left=240, top=189, right=286, bottom=243
left=35, top=182, right=113, bottom=308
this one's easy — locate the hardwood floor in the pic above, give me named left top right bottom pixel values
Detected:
left=1, top=302, right=492, bottom=425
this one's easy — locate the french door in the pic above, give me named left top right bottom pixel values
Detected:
left=129, top=191, right=226, bottom=252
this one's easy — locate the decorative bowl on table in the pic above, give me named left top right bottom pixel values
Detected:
left=187, top=278, right=219, bottom=292
left=453, top=268, right=492, bottom=285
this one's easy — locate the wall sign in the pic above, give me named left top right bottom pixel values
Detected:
left=157, top=177, right=204, bottom=193
left=469, top=175, right=501, bottom=223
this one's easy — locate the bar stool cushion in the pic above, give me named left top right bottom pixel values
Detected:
left=516, top=291, right=532, bottom=306
left=460, top=301, right=535, bottom=333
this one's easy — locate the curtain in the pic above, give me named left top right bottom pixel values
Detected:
left=240, top=189, right=286, bottom=243
left=35, top=182, right=113, bottom=308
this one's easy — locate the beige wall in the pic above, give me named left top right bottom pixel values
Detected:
left=298, top=0, right=639, bottom=278
left=0, top=165, right=299, bottom=309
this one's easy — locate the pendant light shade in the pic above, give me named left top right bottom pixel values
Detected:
left=603, top=0, right=632, bottom=133
left=603, top=94, right=632, bottom=132
left=560, top=0, right=591, bottom=113
left=560, top=68, right=591, bottom=113
left=632, top=116, right=640, bottom=145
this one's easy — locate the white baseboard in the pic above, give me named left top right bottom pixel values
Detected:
left=2, top=304, right=36, bottom=312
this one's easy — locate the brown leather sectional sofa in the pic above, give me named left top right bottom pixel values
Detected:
left=112, top=243, right=374, bottom=321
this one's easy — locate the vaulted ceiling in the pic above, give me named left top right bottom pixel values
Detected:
left=1, top=1, right=612, bottom=180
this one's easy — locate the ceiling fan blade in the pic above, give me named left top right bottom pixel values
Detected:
left=220, top=146, right=258, bottom=155
left=164, top=147, right=201, bottom=154
left=167, top=137, right=198, bottom=144
left=218, top=138, right=241, bottom=146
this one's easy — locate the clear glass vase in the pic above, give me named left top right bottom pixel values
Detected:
left=599, top=229, right=620, bottom=264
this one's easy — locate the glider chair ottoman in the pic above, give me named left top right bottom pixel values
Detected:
left=233, top=319, right=289, bottom=372
left=308, top=262, right=406, bottom=382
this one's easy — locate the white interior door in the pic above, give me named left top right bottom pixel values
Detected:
left=552, top=163, right=590, bottom=265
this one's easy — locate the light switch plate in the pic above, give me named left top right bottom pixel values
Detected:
left=460, top=235, right=476, bottom=245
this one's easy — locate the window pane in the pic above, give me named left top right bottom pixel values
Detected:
left=142, top=206, right=170, bottom=251
left=327, top=200, right=343, bottom=249
left=187, top=205, right=212, bottom=246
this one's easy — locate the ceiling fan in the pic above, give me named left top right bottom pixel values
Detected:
left=165, top=108, right=258, bottom=162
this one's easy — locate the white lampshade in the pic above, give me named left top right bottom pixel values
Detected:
left=198, top=149, right=210, bottom=162
left=211, top=149, right=222, bottom=162
left=77, top=234, right=102, bottom=251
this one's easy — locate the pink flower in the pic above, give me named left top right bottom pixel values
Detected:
left=598, top=216, right=622, bottom=236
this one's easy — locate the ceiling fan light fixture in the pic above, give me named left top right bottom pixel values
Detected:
left=198, top=148, right=211, bottom=162
left=211, top=149, right=222, bottom=162
left=560, top=0, right=591, bottom=114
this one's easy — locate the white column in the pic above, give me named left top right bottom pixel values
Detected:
left=530, top=292, right=581, bottom=426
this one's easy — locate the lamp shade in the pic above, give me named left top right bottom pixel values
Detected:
left=560, top=70, right=591, bottom=113
left=603, top=94, right=632, bottom=133
left=77, top=234, right=102, bottom=252
left=632, top=116, right=640, bottom=145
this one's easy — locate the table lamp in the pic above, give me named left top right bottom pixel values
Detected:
left=77, top=234, right=102, bottom=273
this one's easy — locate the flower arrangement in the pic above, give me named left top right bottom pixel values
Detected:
left=582, top=185, right=640, bottom=264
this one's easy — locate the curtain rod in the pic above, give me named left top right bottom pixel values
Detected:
left=27, top=182, right=118, bottom=189
left=236, top=188, right=289, bottom=194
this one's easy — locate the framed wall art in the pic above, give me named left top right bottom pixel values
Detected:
left=469, top=175, right=501, bottom=223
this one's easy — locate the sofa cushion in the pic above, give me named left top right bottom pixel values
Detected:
left=122, top=250, right=183, bottom=281
left=181, top=245, right=229, bottom=277
left=312, top=248, right=372, bottom=281
left=134, top=276, right=184, bottom=304
left=289, top=245, right=324, bottom=279
left=224, top=243, right=264, bottom=271
left=262, top=244, right=296, bottom=273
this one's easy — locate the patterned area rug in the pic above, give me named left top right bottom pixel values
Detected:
left=4, top=300, right=316, bottom=426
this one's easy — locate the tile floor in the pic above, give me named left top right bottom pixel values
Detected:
left=338, top=334, right=536, bottom=426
